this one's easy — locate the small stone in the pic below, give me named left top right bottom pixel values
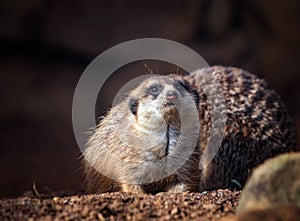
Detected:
left=97, top=213, right=106, bottom=221
left=81, top=205, right=89, bottom=216
left=53, top=197, right=59, bottom=202
left=55, top=205, right=63, bottom=211
left=211, top=192, right=217, bottom=197
left=170, top=207, right=179, bottom=215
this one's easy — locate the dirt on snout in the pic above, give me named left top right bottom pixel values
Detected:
left=0, top=189, right=241, bottom=221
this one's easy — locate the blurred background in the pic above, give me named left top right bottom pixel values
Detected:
left=1, top=0, right=300, bottom=197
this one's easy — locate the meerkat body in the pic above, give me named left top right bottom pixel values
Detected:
left=83, top=66, right=296, bottom=194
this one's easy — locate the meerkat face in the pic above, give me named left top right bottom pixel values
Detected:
left=122, top=75, right=200, bottom=163
left=128, top=76, right=191, bottom=131
left=124, top=76, right=196, bottom=161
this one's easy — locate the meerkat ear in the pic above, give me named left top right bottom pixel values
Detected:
left=176, top=79, right=200, bottom=107
left=128, top=98, right=139, bottom=115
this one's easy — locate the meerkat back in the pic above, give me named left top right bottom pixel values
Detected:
left=176, top=66, right=297, bottom=190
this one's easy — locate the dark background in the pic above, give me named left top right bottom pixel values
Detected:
left=1, top=0, right=299, bottom=198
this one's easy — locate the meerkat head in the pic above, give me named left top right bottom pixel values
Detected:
left=128, top=77, right=188, bottom=130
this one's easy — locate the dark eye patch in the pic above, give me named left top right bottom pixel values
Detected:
left=128, top=98, right=138, bottom=115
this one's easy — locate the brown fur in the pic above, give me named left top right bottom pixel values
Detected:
left=83, top=66, right=297, bottom=193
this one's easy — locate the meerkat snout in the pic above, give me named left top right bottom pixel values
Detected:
left=166, top=90, right=178, bottom=100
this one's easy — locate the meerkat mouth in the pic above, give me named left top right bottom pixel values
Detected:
left=165, top=101, right=176, bottom=106
left=163, top=100, right=178, bottom=108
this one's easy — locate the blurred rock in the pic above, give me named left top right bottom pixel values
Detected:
left=237, top=152, right=300, bottom=213
left=220, top=205, right=300, bottom=221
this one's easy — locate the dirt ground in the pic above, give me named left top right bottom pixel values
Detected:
left=0, top=190, right=240, bottom=221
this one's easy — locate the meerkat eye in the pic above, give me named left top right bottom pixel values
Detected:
left=148, top=84, right=161, bottom=95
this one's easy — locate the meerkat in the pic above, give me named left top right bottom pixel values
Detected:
left=83, top=66, right=297, bottom=194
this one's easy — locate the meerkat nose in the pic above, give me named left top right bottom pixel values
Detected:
left=166, top=90, right=178, bottom=100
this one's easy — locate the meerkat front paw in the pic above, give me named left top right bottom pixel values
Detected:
left=167, top=183, right=189, bottom=193
left=121, top=184, right=145, bottom=194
